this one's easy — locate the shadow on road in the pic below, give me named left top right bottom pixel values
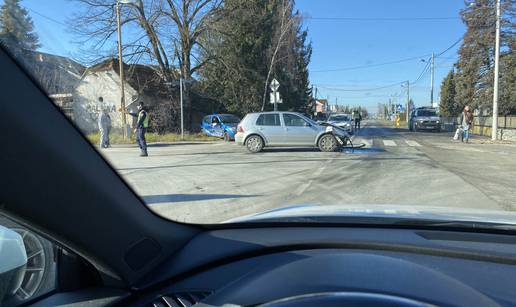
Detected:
left=148, top=142, right=221, bottom=147
left=143, top=193, right=259, bottom=204
left=262, top=147, right=320, bottom=153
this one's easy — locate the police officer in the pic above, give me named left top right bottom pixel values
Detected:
left=98, top=98, right=111, bottom=148
left=128, top=101, right=149, bottom=157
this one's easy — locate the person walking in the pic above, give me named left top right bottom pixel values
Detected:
left=98, top=103, right=111, bottom=148
left=459, top=105, right=473, bottom=143
left=128, top=101, right=149, bottom=156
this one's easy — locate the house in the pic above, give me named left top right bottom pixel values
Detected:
left=73, top=59, right=176, bottom=133
left=315, top=99, right=328, bottom=114
left=73, top=58, right=221, bottom=133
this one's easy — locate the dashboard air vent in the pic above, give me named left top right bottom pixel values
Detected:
left=151, top=291, right=212, bottom=307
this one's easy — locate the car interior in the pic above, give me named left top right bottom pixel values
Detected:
left=3, top=47, right=516, bottom=307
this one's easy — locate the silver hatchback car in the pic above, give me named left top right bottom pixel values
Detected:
left=235, top=112, right=350, bottom=153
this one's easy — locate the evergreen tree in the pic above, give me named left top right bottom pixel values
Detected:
left=0, top=0, right=40, bottom=53
left=454, top=0, right=515, bottom=114
left=198, top=0, right=311, bottom=116
left=439, top=70, right=461, bottom=116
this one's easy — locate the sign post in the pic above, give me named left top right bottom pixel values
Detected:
left=270, top=78, right=282, bottom=111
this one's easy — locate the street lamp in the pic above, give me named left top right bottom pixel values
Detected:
left=469, top=0, right=501, bottom=140
left=116, top=0, right=142, bottom=139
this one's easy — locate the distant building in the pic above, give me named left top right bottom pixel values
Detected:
left=315, top=99, right=328, bottom=113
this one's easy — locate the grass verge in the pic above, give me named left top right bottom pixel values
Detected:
left=87, top=132, right=220, bottom=145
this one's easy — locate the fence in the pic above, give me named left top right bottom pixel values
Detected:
left=441, top=115, right=516, bottom=141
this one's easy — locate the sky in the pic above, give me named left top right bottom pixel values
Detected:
left=4, top=0, right=468, bottom=112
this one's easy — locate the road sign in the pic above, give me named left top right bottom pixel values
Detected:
left=397, top=104, right=404, bottom=112
left=270, top=78, right=280, bottom=91
left=270, top=91, right=282, bottom=104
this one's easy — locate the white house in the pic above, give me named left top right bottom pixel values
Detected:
left=73, top=59, right=173, bottom=133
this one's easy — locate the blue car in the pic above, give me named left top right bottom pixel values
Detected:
left=201, top=114, right=241, bottom=141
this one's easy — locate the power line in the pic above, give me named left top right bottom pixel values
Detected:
left=411, top=60, right=431, bottom=85
left=316, top=81, right=404, bottom=92
left=312, top=54, right=431, bottom=73
left=436, top=37, right=463, bottom=57
left=27, top=8, right=68, bottom=27
left=305, top=16, right=460, bottom=21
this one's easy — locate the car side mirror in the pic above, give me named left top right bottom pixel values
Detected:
left=0, top=225, right=27, bottom=303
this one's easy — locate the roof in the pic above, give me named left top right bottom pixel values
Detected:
left=84, top=58, right=177, bottom=97
left=19, top=50, right=85, bottom=94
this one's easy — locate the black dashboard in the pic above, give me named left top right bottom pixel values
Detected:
left=33, top=227, right=516, bottom=307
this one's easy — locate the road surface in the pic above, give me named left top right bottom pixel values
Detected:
left=101, top=120, right=516, bottom=223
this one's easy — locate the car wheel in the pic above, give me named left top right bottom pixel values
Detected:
left=318, top=134, right=339, bottom=152
left=246, top=135, right=264, bottom=153
left=224, top=132, right=230, bottom=142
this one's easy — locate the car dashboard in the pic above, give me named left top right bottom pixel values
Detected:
left=33, top=227, right=516, bottom=307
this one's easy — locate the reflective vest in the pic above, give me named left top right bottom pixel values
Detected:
left=138, top=110, right=150, bottom=128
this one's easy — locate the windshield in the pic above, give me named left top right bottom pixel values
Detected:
left=417, top=110, right=438, bottom=117
left=329, top=115, right=350, bottom=121
left=218, top=114, right=241, bottom=124
left=2, top=0, right=515, bottom=225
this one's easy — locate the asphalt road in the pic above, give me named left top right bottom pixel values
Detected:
left=100, top=120, right=516, bottom=223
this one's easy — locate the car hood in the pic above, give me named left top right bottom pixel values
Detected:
left=416, top=116, right=440, bottom=121
left=225, top=204, right=516, bottom=227
left=328, top=120, right=350, bottom=125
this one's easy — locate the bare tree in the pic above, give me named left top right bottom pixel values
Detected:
left=162, top=0, right=222, bottom=129
left=70, top=0, right=222, bottom=130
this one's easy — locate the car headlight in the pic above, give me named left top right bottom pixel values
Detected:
left=436, top=120, right=440, bottom=124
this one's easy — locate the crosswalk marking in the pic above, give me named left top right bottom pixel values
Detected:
left=405, top=140, right=421, bottom=147
left=383, top=140, right=397, bottom=146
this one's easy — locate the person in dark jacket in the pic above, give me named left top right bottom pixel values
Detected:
left=128, top=102, right=149, bottom=156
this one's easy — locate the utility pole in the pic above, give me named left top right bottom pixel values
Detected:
left=388, top=98, right=392, bottom=120
left=116, top=1, right=127, bottom=139
left=430, top=52, right=435, bottom=107
left=406, top=80, right=410, bottom=123
left=492, top=0, right=501, bottom=140
left=180, top=75, right=184, bottom=141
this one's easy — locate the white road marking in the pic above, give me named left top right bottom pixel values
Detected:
left=405, top=140, right=422, bottom=147
left=294, top=180, right=313, bottom=196
left=383, top=140, right=397, bottom=146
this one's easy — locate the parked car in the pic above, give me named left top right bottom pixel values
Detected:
left=326, top=113, right=353, bottom=133
left=235, top=112, right=350, bottom=153
left=409, top=107, right=441, bottom=132
left=201, top=114, right=241, bottom=141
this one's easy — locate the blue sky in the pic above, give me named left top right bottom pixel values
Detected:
left=6, top=0, right=467, bottom=112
